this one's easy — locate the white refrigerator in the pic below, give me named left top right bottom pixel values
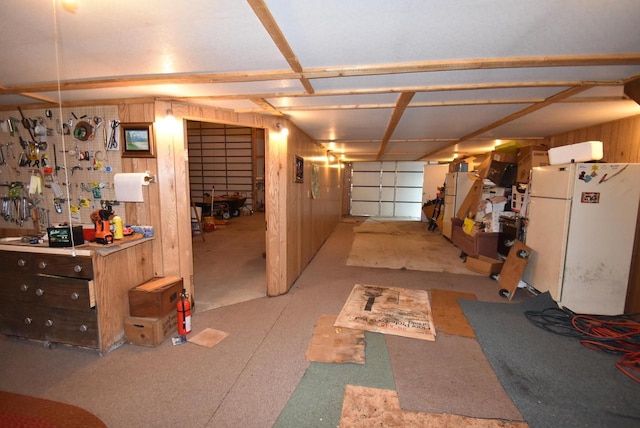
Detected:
left=442, top=172, right=476, bottom=239
left=523, top=163, right=640, bottom=315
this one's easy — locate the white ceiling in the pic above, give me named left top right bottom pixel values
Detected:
left=1, top=0, right=640, bottom=162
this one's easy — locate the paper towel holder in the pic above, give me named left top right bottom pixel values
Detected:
left=143, top=171, right=156, bottom=184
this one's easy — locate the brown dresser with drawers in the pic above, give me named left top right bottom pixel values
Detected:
left=1, top=251, right=97, bottom=348
left=0, top=237, right=154, bottom=353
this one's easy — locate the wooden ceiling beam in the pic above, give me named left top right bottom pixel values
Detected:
left=2, top=54, right=636, bottom=96
left=161, top=81, right=615, bottom=103
left=250, top=98, right=285, bottom=116
left=376, top=91, right=415, bottom=160
left=303, top=54, right=640, bottom=77
left=247, top=0, right=315, bottom=95
left=418, top=84, right=595, bottom=160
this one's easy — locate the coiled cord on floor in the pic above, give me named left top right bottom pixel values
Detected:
left=525, top=308, right=640, bottom=383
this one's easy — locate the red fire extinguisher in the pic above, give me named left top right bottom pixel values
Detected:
left=177, top=290, right=192, bottom=336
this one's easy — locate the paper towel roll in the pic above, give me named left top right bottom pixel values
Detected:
left=114, top=173, right=150, bottom=202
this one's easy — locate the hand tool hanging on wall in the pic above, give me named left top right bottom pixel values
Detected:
left=17, top=106, right=37, bottom=143
left=6, top=142, right=15, bottom=160
left=107, top=120, right=119, bottom=150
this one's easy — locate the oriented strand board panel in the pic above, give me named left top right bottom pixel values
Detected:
left=498, top=240, right=532, bottom=300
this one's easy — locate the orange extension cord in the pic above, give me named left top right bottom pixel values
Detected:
left=526, top=308, right=640, bottom=383
left=572, top=315, right=640, bottom=383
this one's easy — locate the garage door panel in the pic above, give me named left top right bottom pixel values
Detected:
left=350, top=161, right=424, bottom=218
left=395, top=202, right=422, bottom=217
left=396, top=172, right=423, bottom=187
left=379, top=187, right=394, bottom=201
left=352, top=172, right=380, bottom=186
left=352, top=187, right=381, bottom=200
left=396, top=187, right=423, bottom=202
left=380, top=202, right=395, bottom=217
left=351, top=201, right=379, bottom=216
left=381, top=172, right=396, bottom=186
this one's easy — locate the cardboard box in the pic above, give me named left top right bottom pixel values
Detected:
left=465, top=255, right=504, bottom=275
left=477, top=151, right=517, bottom=179
left=486, top=162, right=517, bottom=187
left=124, top=312, right=178, bottom=346
left=511, top=185, right=526, bottom=212
left=129, top=276, right=183, bottom=318
left=516, top=148, right=549, bottom=183
left=490, top=151, right=517, bottom=164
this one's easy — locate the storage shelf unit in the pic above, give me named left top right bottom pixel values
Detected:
left=187, top=121, right=255, bottom=211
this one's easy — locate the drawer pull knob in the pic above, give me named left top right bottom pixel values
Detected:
left=17, top=259, right=27, bottom=267
left=35, top=288, right=45, bottom=296
left=79, top=325, right=88, bottom=332
left=24, top=317, right=32, bottom=325
left=20, top=284, right=29, bottom=292
left=74, top=265, right=83, bottom=273
left=38, top=261, right=47, bottom=269
left=45, top=319, right=54, bottom=327
left=70, top=292, right=80, bottom=300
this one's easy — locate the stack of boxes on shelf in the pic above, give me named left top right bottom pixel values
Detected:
left=470, top=150, right=517, bottom=234
left=124, top=276, right=183, bottom=346
left=456, top=144, right=550, bottom=273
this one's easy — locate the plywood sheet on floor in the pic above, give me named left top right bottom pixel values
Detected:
left=335, top=284, right=435, bottom=341
left=431, top=289, right=477, bottom=338
left=305, top=315, right=366, bottom=364
left=346, top=219, right=480, bottom=275
left=339, top=385, right=528, bottom=428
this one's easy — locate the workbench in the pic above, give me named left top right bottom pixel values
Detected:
left=0, top=234, right=154, bottom=354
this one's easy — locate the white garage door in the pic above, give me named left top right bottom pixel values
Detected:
left=350, top=162, right=425, bottom=218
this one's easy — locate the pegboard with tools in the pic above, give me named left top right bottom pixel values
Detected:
left=0, top=105, right=125, bottom=233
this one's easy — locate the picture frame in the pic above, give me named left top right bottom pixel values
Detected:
left=295, top=155, right=304, bottom=183
left=311, top=164, right=320, bottom=199
left=121, top=122, right=155, bottom=158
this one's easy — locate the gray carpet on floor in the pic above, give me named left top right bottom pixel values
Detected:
left=274, top=331, right=395, bottom=427
left=386, top=333, right=523, bottom=420
left=460, top=292, right=640, bottom=428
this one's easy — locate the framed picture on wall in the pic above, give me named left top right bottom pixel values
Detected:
left=295, top=155, right=304, bottom=183
left=311, top=164, right=320, bottom=198
left=121, top=122, right=155, bottom=158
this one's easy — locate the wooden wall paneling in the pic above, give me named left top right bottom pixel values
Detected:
left=93, top=240, right=154, bottom=353
left=151, top=102, right=342, bottom=297
left=547, top=114, right=640, bottom=163
left=118, top=103, right=155, bottom=123
left=342, top=163, right=352, bottom=217
left=118, top=103, right=162, bottom=279
left=155, top=102, right=192, bottom=298
left=630, top=116, right=640, bottom=162
left=266, top=128, right=286, bottom=295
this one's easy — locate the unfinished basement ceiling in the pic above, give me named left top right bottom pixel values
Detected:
left=1, top=0, right=639, bottom=162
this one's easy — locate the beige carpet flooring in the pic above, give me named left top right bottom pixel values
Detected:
left=191, top=212, right=267, bottom=312
left=0, top=216, right=529, bottom=427
left=346, top=218, right=480, bottom=275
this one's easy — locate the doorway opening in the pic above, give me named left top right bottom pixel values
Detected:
left=186, top=120, right=267, bottom=312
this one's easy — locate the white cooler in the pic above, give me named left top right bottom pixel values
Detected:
left=548, top=141, right=603, bottom=165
